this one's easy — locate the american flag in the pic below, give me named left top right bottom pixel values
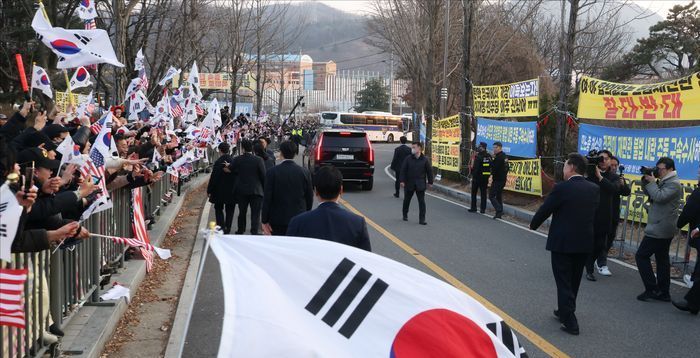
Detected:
left=195, top=103, right=204, bottom=116
left=0, top=268, right=28, bottom=328
left=170, top=96, right=183, bottom=117
left=84, top=20, right=98, bottom=70
left=90, top=114, right=107, bottom=135
left=138, top=68, right=149, bottom=91
left=132, top=188, right=154, bottom=271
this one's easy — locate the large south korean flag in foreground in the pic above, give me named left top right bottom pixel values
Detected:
left=210, top=235, right=527, bottom=357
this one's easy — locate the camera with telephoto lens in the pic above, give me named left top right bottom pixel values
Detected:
left=618, top=164, right=625, bottom=177
left=586, top=149, right=603, bottom=165
left=640, top=165, right=659, bottom=178
left=585, top=149, right=603, bottom=177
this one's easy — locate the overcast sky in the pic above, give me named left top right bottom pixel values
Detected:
left=315, top=0, right=693, bottom=17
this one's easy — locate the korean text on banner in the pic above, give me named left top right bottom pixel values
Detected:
left=431, top=115, right=461, bottom=172
left=578, top=123, right=700, bottom=181
left=54, top=91, right=88, bottom=113
left=577, top=73, right=700, bottom=120
left=431, top=142, right=461, bottom=172
left=504, top=158, right=542, bottom=196
left=476, top=118, right=537, bottom=158
left=433, top=114, right=461, bottom=143
left=175, top=72, right=232, bottom=90
left=473, top=78, right=539, bottom=118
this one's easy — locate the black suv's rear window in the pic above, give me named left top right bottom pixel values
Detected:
left=322, top=132, right=368, bottom=147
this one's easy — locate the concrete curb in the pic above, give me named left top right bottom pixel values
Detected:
left=61, top=176, right=209, bottom=358
left=383, top=165, right=551, bottom=227
left=164, top=200, right=212, bottom=358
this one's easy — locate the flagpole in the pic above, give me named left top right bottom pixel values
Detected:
left=64, top=69, right=75, bottom=108
left=178, top=220, right=217, bottom=356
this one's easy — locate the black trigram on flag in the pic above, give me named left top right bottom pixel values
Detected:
left=487, top=320, right=528, bottom=358
left=305, top=258, right=389, bottom=339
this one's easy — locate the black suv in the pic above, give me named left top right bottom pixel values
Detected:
left=304, top=129, right=375, bottom=190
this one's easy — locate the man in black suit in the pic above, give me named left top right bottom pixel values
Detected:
left=287, top=166, right=371, bottom=251
left=207, top=142, right=236, bottom=234
left=390, top=136, right=412, bottom=198
left=231, top=139, right=266, bottom=235
left=530, top=153, right=599, bottom=335
left=489, top=142, right=509, bottom=219
left=400, top=142, right=433, bottom=225
left=262, top=140, right=314, bottom=235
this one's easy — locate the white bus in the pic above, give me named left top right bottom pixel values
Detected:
left=319, top=111, right=414, bottom=143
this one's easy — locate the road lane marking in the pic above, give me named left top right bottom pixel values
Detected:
left=339, top=198, right=570, bottom=358
left=383, top=165, right=687, bottom=286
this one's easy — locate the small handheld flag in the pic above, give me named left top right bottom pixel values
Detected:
left=70, top=66, right=93, bottom=89
left=31, top=64, right=53, bottom=99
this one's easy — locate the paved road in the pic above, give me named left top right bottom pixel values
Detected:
left=184, top=144, right=697, bottom=357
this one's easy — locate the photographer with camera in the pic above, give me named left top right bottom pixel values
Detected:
left=584, top=149, right=618, bottom=281
left=595, top=156, right=631, bottom=277
left=635, top=157, right=682, bottom=302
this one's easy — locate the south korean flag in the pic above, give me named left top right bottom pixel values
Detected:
left=209, top=234, right=527, bottom=357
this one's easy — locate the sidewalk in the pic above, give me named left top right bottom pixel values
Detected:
left=59, top=175, right=209, bottom=358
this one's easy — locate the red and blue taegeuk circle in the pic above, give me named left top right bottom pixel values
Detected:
left=102, top=132, right=111, bottom=146
left=76, top=67, right=88, bottom=81
left=390, top=309, right=497, bottom=358
left=40, top=74, right=50, bottom=85
left=50, top=39, right=81, bottom=55
left=81, top=0, right=90, bottom=7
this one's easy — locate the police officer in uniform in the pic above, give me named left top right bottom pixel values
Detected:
left=469, top=142, right=491, bottom=214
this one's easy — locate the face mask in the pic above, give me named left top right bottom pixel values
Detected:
left=411, top=148, right=417, bottom=155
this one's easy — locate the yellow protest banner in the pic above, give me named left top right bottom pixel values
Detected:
left=431, top=115, right=461, bottom=172
left=431, top=142, right=461, bottom=172
left=433, top=114, right=461, bottom=143
left=473, top=78, right=539, bottom=117
left=504, top=158, right=542, bottom=196
left=577, top=73, right=700, bottom=120
left=174, top=72, right=232, bottom=90
left=54, top=91, right=87, bottom=113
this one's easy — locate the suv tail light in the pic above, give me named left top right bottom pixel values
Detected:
left=316, top=134, right=324, bottom=161
left=365, top=135, right=374, bottom=164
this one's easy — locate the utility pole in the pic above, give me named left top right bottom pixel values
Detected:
left=440, top=0, right=450, bottom=119
left=461, top=0, right=474, bottom=180
left=389, top=52, right=394, bottom=114
left=554, top=0, right=579, bottom=181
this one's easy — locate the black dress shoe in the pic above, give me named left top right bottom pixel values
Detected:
left=672, top=299, right=700, bottom=315
left=235, top=231, right=244, bottom=235
left=49, top=323, right=64, bottom=337
left=480, top=210, right=485, bottom=214
left=419, top=221, right=427, bottom=225
left=553, top=310, right=561, bottom=322
left=652, top=291, right=671, bottom=302
left=493, top=213, right=502, bottom=219
left=560, top=324, right=580, bottom=335
left=585, top=273, right=596, bottom=281
left=468, top=209, right=477, bottom=213
left=393, top=193, right=400, bottom=198
left=402, top=217, right=408, bottom=221
left=637, top=290, right=656, bottom=302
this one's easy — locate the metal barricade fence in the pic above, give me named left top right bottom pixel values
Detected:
left=615, top=180, right=696, bottom=278
left=1, top=173, right=179, bottom=358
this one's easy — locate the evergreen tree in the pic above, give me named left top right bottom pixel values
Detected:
left=353, top=78, right=389, bottom=112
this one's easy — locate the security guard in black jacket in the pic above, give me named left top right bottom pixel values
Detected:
left=489, top=142, right=509, bottom=219
left=469, top=142, right=491, bottom=213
